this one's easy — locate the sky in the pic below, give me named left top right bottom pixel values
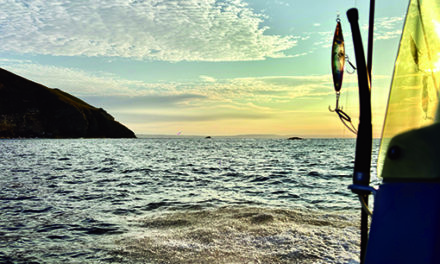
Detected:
left=0, top=0, right=409, bottom=137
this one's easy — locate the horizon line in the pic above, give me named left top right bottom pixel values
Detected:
left=134, top=133, right=367, bottom=139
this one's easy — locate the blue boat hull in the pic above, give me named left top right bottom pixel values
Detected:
left=365, top=182, right=440, bottom=263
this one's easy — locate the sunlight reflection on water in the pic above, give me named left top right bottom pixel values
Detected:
left=0, top=138, right=378, bottom=263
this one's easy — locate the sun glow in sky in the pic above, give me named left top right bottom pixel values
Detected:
left=0, top=0, right=408, bottom=137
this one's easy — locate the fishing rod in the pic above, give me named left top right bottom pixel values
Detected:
left=346, top=7, right=373, bottom=264
left=367, top=0, right=375, bottom=79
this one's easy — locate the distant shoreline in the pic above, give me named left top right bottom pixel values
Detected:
left=135, top=134, right=363, bottom=139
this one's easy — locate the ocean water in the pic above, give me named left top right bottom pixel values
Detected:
left=0, top=138, right=379, bottom=263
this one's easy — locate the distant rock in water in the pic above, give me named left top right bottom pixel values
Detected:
left=205, top=136, right=212, bottom=139
left=287, top=137, right=303, bottom=140
left=0, top=68, right=136, bottom=138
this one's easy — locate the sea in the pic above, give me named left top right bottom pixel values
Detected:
left=0, top=137, right=380, bottom=264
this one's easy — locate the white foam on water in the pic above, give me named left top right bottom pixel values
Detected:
left=114, top=207, right=360, bottom=263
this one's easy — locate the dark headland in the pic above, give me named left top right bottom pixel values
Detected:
left=0, top=68, right=136, bottom=138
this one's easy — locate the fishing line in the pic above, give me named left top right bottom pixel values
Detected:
left=336, top=107, right=358, bottom=134
left=358, top=195, right=372, bottom=216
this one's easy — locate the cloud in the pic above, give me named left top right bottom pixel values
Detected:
left=199, top=75, right=216, bottom=82
left=1, top=61, right=346, bottom=127
left=376, top=17, right=404, bottom=30
left=311, top=16, right=404, bottom=50
left=274, top=0, right=290, bottom=7
left=232, top=75, right=336, bottom=97
left=374, top=17, right=404, bottom=41
left=313, top=31, right=333, bottom=48
left=0, top=0, right=297, bottom=62
left=119, top=111, right=272, bottom=123
left=83, top=94, right=207, bottom=110
left=3, top=61, right=388, bottom=135
left=376, top=30, right=402, bottom=40
left=0, top=62, right=150, bottom=96
left=2, top=61, right=337, bottom=102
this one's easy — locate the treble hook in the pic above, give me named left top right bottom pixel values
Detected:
left=345, top=55, right=357, bottom=74
left=329, top=92, right=357, bottom=134
left=329, top=92, right=342, bottom=112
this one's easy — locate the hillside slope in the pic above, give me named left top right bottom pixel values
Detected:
left=0, top=68, right=136, bottom=138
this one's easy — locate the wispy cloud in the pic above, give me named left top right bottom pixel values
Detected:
left=311, top=15, right=404, bottom=50
left=376, top=17, right=404, bottom=30
left=83, top=94, right=208, bottom=111
left=119, top=111, right=272, bottom=123
left=374, top=17, right=404, bottom=40
left=1, top=61, right=339, bottom=115
left=360, top=16, right=404, bottom=41
left=199, top=75, right=216, bottom=82
left=313, top=31, right=333, bottom=48
left=0, top=0, right=297, bottom=62
left=3, top=61, right=339, bottom=98
left=273, top=0, right=290, bottom=7
left=1, top=61, right=150, bottom=96
left=376, top=30, right=402, bottom=40
left=2, top=61, right=392, bottom=136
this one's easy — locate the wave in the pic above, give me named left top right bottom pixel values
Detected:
left=0, top=138, right=366, bottom=263
left=113, top=206, right=360, bottom=264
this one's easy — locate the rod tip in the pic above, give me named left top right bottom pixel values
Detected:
left=347, top=8, right=359, bottom=23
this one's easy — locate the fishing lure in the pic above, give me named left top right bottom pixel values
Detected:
left=332, top=17, right=345, bottom=93
left=330, top=16, right=357, bottom=134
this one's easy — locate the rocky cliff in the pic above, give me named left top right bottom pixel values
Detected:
left=0, top=68, right=136, bottom=138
